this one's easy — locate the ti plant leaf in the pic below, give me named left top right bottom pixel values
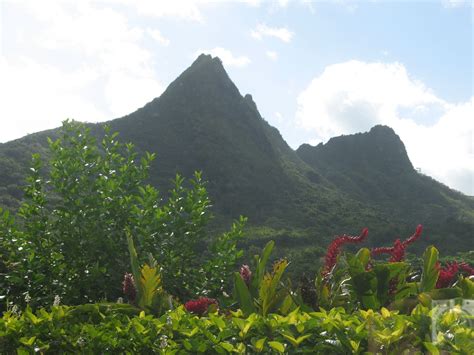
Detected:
left=250, top=240, right=274, bottom=298
left=420, top=246, right=439, bottom=293
left=233, top=272, right=256, bottom=316
left=259, top=259, right=289, bottom=316
left=355, top=248, right=371, bottom=269
left=126, top=230, right=143, bottom=301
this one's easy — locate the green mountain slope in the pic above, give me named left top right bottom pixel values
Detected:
left=0, top=55, right=472, bottom=272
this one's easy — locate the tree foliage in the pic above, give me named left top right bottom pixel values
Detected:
left=0, top=121, right=245, bottom=309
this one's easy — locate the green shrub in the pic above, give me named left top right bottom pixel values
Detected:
left=1, top=303, right=472, bottom=353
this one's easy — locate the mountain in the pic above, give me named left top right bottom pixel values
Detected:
left=297, top=125, right=474, bottom=250
left=0, top=55, right=473, bottom=274
left=105, top=54, right=323, bottom=225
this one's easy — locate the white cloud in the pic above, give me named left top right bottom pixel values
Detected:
left=266, top=50, right=278, bottom=61
left=0, top=56, right=107, bottom=142
left=240, top=0, right=263, bottom=7
left=0, top=1, right=164, bottom=142
left=240, top=0, right=290, bottom=7
left=442, top=0, right=472, bottom=8
left=196, top=47, right=251, bottom=68
left=147, top=29, right=170, bottom=46
left=105, top=71, right=164, bottom=116
left=301, top=0, right=316, bottom=14
left=296, top=60, right=474, bottom=195
left=251, top=23, right=294, bottom=43
left=277, top=0, right=291, bottom=7
left=275, top=111, right=283, bottom=123
left=106, top=0, right=205, bottom=22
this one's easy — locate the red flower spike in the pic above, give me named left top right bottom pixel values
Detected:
left=323, top=228, right=369, bottom=278
left=459, top=262, right=474, bottom=276
left=371, top=225, right=423, bottom=262
left=389, top=239, right=405, bottom=262
left=436, top=262, right=459, bottom=289
left=185, top=297, right=218, bottom=316
left=402, top=224, right=423, bottom=247
left=371, top=246, right=393, bottom=256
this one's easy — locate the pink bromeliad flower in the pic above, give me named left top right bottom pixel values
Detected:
left=322, top=227, right=369, bottom=278
left=184, top=297, right=218, bottom=316
left=239, top=264, right=252, bottom=286
left=122, top=273, right=136, bottom=302
left=371, top=225, right=423, bottom=262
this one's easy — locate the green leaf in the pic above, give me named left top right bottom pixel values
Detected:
left=458, top=276, right=474, bottom=298
left=282, top=334, right=311, bottom=347
left=233, top=272, right=256, bottom=315
left=239, top=314, right=257, bottom=337
left=219, top=342, right=234, bottom=352
left=428, top=287, right=462, bottom=300
left=19, top=336, right=36, bottom=347
left=268, top=341, right=285, bottom=353
left=355, top=248, right=371, bottom=268
left=251, top=240, right=274, bottom=295
left=420, top=246, right=439, bottom=292
left=259, top=259, right=288, bottom=316
left=424, top=341, right=440, bottom=355
left=254, top=337, right=266, bottom=352
left=126, top=232, right=141, bottom=284
left=351, top=271, right=380, bottom=309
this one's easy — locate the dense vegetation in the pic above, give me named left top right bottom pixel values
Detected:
left=1, top=122, right=473, bottom=353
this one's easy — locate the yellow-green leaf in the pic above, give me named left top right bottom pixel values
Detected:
left=282, top=334, right=311, bottom=347
left=268, top=341, right=285, bottom=353
left=381, top=307, right=390, bottom=318
left=19, top=336, right=36, bottom=346
left=255, top=337, right=266, bottom=352
left=138, top=263, right=162, bottom=309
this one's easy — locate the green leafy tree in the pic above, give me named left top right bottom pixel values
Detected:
left=0, top=120, right=245, bottom=308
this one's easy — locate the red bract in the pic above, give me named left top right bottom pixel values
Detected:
left=323, top=227, right=369, bottom=278
left=459, top=262, right=474, bottom=276
left=403, top=224, right=423, bottom=247
left=389, top=239, right=405, bottom=262
left=371, top=225, right=423, bottom=262
left=185, top=297, right=218, bottom=316
left=239, top=264, right=252, bottom=286
left=436, top=262, right=459, bottom=289
left=435, top=261, right=474, bottom=289
left=122, top=273, right=136, bottom=302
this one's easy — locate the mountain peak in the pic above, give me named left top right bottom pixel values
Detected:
left=297, top=125, right=414, bottom=174
left=192, top=53, right=224, bottom=68
left=155, top=54, right=241, bottom=105
left=368, top=124, right=397, bottom=137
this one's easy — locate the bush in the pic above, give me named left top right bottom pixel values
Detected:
left=1, top=303, right=472, bottom=353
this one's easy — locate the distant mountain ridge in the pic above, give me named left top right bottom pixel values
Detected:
left=1, top=54, right=472, bottom=267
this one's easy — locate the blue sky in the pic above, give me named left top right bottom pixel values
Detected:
left=0, top=0, right=472, bottom=195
